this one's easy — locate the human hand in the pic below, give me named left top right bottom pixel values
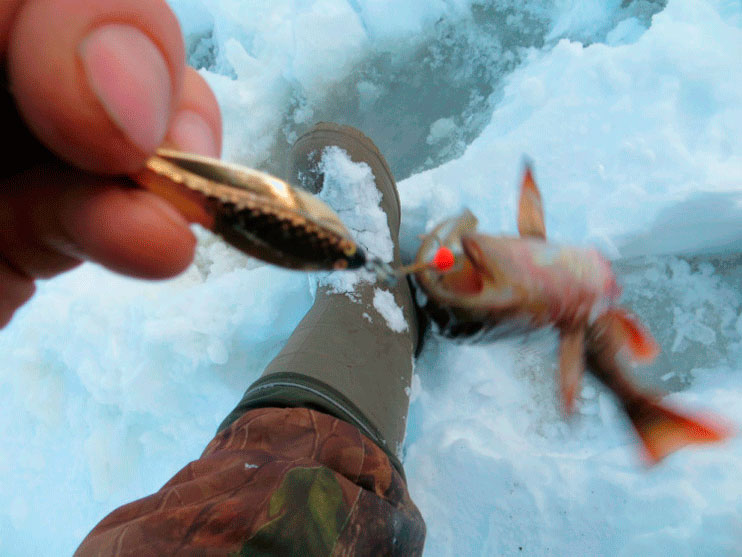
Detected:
left=0, top=0, right=222, bottom=328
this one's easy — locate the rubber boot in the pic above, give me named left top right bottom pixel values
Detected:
left=219, top=123, right=419, bottom=477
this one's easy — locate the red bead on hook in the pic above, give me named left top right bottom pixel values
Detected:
left=431, top=246, right=455, bottom=272
left=388, top=245, right=457, bottom=279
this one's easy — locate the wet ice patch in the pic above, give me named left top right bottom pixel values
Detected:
left=313, top=146, right=394, bottom=296
left=175, top=0, right=665, bottom=179
left=373, top=289, right=408, bottom=333
left=426, top=118, right=457, bottom=145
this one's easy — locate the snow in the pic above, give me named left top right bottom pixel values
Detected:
left=1, top=0, right=741, bottom=555
left=314, top=146, right=394, bottom=295
left=315, top=150, right=383, bottom=250
left=373, top=288, right=409, bottom=333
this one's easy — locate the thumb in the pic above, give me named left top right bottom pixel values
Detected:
left=7, top=0, right=185, bottom=174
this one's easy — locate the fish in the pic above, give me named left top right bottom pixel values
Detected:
left=410, top=164, right=733, bottom=464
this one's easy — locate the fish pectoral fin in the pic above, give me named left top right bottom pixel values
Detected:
left=559, top=327, right=586, bottom=416
left=517, top=162, right=546, bottom=240
left=606, top=308, right=659, bottom=363
left=627, top=398, right=734, bottom=465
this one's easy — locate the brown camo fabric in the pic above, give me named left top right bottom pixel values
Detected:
left=75, top=407, right=426, bottom=556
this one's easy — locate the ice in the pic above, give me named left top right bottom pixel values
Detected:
left=581, top=385, right=596, bottom=399
left=617, top=253, right=741, bottom=391
left=2, top=0, right=741, bottom=555
left=170, top=0, right=671, bottom=180
left=399, top=0, right=741, bottom=261
left=426, top=118, right=457, bottom=145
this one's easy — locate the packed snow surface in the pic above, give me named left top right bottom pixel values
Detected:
left=1, top=1, right=740, bottom=555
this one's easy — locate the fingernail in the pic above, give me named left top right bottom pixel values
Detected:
left=79, top=24, right=171, bottom=154
left=169, top=110, right=219, bottom=157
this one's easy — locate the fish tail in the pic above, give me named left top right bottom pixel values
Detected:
left=626, top=397, right=734, bottom=465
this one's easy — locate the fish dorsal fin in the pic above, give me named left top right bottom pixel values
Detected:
left=517, top=163, right=546, bottom=239
left=559, top=327, right=585, bottom=415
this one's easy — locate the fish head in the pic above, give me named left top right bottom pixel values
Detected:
left=413, top=213, right=523, bottom=343
left=414, top=212, right=517, bottom=300
left=414, top=210, right=485, bottom=298
left=441, top=237, right=487, bottom=296
left=460, top=233, right=512, bottom=285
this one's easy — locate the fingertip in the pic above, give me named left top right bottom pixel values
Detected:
left=8, top=0, right=186, bottom=173
left=79, top=24, right=172, bottom=157
left=167, top=67, right=222, bottom=157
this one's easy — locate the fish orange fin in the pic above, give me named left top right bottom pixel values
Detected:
left=559, top=327, right=586, bottom=415
left=517, top=162, right=546, bottom=239
left=606, top=308, right=659, bottom=363
left=627, top=398, right=734, bottom=465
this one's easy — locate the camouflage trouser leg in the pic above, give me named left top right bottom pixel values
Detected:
left=75, top=407, right=426, bottom=556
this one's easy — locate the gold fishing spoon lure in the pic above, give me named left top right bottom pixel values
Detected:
left=132, top=149, right=368, bottom=272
